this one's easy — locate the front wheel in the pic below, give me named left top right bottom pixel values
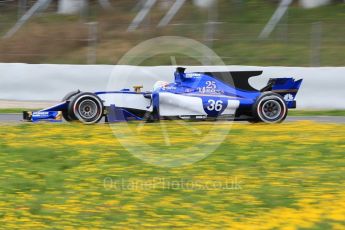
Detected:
left=68, top=92, right=104, bottom=124
left=61, top=90, right=80, bottom=121
left=252, top=92, right=287, bottom=123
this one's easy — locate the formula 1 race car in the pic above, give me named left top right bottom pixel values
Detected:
left=23, top=67, right=303, bottom=124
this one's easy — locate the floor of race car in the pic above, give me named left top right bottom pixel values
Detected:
left=1, top=114, right=345, bottom=124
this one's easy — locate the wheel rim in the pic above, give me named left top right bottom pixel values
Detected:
left=261, top=100, right=282, bottom=120
left=78, top=99, right=98, bottom=119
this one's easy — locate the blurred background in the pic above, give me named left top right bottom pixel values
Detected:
left=0, top=0, right=344, bottom=66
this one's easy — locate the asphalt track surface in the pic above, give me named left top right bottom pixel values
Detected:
left=1, top=114, right=345, bottom=124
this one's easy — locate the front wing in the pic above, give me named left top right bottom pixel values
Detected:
left=23, top=111, right=63, bottom=122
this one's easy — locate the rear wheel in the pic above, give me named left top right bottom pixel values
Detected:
left=252, top=92, right=287, bottom=123
left=68, top=92, right=104, bottom=124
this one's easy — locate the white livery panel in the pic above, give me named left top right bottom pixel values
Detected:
left=221, top=100, right=240, bottom=115
left=98, top=93, right=152, bottom=111
left=159, top=93, right=206, bottom=116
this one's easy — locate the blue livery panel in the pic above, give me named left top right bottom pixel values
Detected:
left=23, top=111, right=62, bottom=122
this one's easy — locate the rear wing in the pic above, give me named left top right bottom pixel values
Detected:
left=262, top=78, right=303, bottom=108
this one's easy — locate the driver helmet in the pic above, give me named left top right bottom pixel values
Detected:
left=153, top=81, right=169, bottom=91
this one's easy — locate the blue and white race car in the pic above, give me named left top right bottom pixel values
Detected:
left=23, top=67, right=303, bottom=124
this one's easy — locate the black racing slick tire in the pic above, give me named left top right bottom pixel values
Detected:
left=61, top=90, right=80, bottom=122
left=252, top=92, right=287, bottom=124
left=68, top=92, right=104, bottom=124
left=62, top=110, right=73, bottom=122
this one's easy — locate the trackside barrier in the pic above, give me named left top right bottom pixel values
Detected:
left=0, top=63, right=344, bottom=109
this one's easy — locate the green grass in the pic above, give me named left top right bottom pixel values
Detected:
left=0, top=108, right=41, bottom=114
left=289, top=109, right=345, bottom=116
left=0, top=121, right=344, bottom=228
